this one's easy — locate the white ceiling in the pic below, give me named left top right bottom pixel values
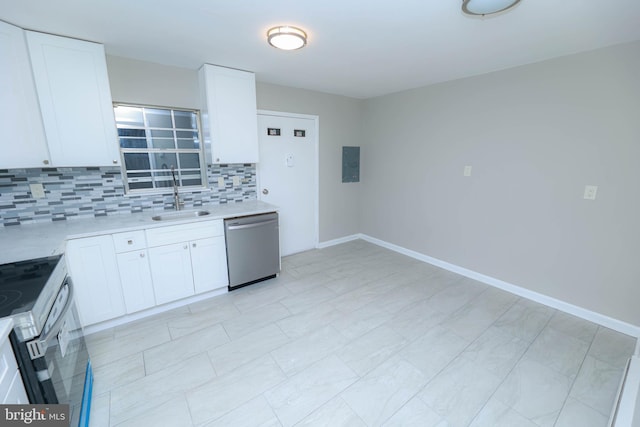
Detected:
left=2, top=0, right=640, bottom=99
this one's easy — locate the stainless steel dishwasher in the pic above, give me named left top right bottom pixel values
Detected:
left=224, top=212, right=280, bottom=290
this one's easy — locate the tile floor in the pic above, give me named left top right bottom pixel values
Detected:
left=87, top=240, right=636, bottom=427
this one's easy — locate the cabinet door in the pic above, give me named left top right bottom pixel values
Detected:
left=148, top=243, right=195, bottom=305
left=26, top=31, right=119, bottom=167
left=199, top=64, right=259, bottom=164
left=3, top=372, right=28, bottom=404
left=66, top=236, right=126, bottom=326
left=0, top=338, right=27, bottom=404
left=0, top=21, right=49, bottom=168
left=190, top=236, right=228, bottom=294
left=116, top=250, right=156, bottom=314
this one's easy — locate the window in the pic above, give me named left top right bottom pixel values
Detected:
left=114, top=104, right=206, bottom=192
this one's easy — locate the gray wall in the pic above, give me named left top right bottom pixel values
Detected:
left=255, top=83, right=363, bottom=242
left=106, top=56, right=200, bottom=109
left=106, top=45, right=640, bottom=326
left=360, top=41, right=640, bottom=326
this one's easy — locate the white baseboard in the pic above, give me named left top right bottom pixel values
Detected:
left=354, top=233, right=640, bottom=338
left=83, top=287, right=228, bottom=335
left=610, top=356, right=640, bottom=427
left=317, top=234, right=361, bottom=249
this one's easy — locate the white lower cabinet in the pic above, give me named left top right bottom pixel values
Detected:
left=112, top=230, right=155, bottom=314
left=67, top=219, right=229, bottom=327
left=148, top=242, right=195, bottom=305
left=0, top=335, right=28, bottom=404
left=66, top=236, right=126, bottom=326
left=146, top=220, right=228, bottom=304
left=190, top=236, right=228, bottom=294
left=3, top=371, right=28, bottom=403
left=116, top=250, right=155, bottom=313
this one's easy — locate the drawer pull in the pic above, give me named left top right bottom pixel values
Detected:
left=140, top=253, right=145, bottom=258
left=128, top=240, right=133, bottom=245
left=192, top=243, right=197, bottom=248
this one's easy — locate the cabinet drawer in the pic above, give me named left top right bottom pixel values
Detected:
left=0, top=338, right=18, bottom=400
left=146, top=220, right=223, bottom=247
left=112, top=230, right=147, bottom=253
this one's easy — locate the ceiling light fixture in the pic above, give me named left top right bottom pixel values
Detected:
left=462, top=0, right=521, bottom=16
left=267, top=26, right=307, bottom=50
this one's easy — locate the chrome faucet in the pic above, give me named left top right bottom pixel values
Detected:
left=170, top=166, right=181, bottom=211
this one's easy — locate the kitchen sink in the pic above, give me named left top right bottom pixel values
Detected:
left=151, top=210, right=210, bottom=221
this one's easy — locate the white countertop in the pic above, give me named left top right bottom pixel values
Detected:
left=0, top=200, right=277, bottom=264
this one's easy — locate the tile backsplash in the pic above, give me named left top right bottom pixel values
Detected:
left=0, top=164, right=256, bottom=227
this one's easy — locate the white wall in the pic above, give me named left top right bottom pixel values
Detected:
left=360, top=41, right=640, bottom=326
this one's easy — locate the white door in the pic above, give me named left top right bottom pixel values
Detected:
left=258, top=112, right=318, bottom=256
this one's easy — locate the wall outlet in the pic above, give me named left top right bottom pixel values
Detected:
left=464, top=165, right=472, bottom=177
left=583, top=185, right=598, bottom=200
left=232, top=176, right=241, bottom=187
left=217, top=177, right=225, bottom=188
left=30, top=183, right=46, bottom=199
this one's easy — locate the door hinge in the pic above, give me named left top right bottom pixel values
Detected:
left=27, top=340, right=45, bottom=360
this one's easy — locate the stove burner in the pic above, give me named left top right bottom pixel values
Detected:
left=0, top=290, right=23, bottom=313
left=0, top=255, right=62, bottom=318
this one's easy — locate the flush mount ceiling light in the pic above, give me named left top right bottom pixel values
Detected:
left=267, top=26, right=307, bottom=50
left=462, top=0, right=521, bottom=16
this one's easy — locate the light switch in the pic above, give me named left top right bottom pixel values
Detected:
left=217, top=177, right=225, bottom=188
left=583, top=185, right=598, bottom=200
left=232, top=176, right=241, bottom=187
left=286, top=154, right=294, bottom=167
left=30, top=183, right=45, bottom=199
left=464, top=166, right=472, bottom=177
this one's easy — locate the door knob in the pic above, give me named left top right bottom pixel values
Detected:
left=262, top=188, right=269, bottom=195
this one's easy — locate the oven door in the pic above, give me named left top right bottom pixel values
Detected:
left=12, top=277, right=92, bottom=427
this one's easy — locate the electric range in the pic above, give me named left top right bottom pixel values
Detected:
left=0, top=254, right=93, bottom=427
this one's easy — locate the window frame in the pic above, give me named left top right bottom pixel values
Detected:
left=113, top=103, right=208, bottom=195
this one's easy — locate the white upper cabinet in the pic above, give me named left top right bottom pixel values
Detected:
left=0, top=21, right=49, bottom=168
left=199, top=64, right=259, bottom=164
left=26, top=31, right=119, bottom=167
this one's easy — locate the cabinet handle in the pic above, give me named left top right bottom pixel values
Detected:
left=139, top=252, right=145, bottom=258
left=184, top=245, right=188, bottom=250
left=192, top=243, right=197, bottom=248
left=113, top=160, right=118, bottom=164
left=43, top=160, right=49, bottom=165
left=128, top=240, right=133, bottom=245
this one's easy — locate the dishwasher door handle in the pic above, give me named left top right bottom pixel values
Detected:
left=226, top=219, right=278, bottom=231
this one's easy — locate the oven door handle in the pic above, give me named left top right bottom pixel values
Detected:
left=27, top=281, right=73, bottom=360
